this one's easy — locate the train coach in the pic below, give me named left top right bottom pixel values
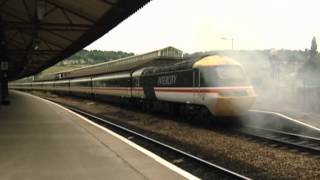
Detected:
left=10, top=55, right=256, bottom=117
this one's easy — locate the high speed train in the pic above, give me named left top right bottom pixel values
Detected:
left=10, top=55, right=256, bottom=117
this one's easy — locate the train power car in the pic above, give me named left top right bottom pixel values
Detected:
left=132, top=55, right=256, bottom=116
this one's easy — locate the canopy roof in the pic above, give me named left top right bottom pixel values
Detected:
left=1, top=0, right=150, bottom=80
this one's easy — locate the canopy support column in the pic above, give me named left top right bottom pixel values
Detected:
left=0, top=19, right=9, bottom=105
left=0, top=68, right=9, bottom=105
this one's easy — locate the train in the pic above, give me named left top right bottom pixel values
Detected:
left=9, top=54, right=256, bottom=118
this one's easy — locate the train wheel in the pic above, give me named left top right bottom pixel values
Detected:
left=179, top=104, right=197, bottom=121
left=142, top=101, right=153, bottom=113
left=170, top=103, right=180, bottom=116
left=198, top=107, right=214, bottom=124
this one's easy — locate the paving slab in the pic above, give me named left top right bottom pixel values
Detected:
left=0, top=91, right=191, bottom=180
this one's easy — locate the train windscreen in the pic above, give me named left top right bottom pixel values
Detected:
left=200, top=66, right=249, bottom=87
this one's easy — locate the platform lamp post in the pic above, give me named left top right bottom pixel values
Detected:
left=0, top=59, right=9, bottom=105
left=0, top=18, right=9, bottom=105
left=221, top=37, right=234, bottom=50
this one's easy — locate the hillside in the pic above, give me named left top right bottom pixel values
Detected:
left=40, top=49, right=134, bottom=75
left=59, top=49, right=134, bottom=65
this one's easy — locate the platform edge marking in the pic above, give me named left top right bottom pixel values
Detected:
left=14, top=91, right=200, bottom=180
left=250, top=109, right=320, bottom=132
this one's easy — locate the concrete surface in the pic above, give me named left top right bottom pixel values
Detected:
left=0, top=91, right=189, bottom=180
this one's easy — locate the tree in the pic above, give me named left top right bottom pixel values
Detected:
left=310, top=36, right=317, bottom=59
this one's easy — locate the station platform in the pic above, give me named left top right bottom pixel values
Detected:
left=0, top=91, right=194, bottom=180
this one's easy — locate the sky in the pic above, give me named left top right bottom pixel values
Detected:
left=85, top=0, right=320, bottom=54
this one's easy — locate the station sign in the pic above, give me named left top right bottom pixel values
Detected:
left=0, top=61, right=8, bottom=71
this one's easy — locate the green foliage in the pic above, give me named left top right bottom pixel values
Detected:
left=311, top=36, right=317, bottom=56
left=42, top=49, right=134, bottom=75
left=184, top=49, right=309, bottom=63
left=185, top=49, right=310, bottom=88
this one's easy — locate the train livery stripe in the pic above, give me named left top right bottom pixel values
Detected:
left=94, top=87, right=146, bottom=90
left=131, top=87, right=144, bottom=90
left=11, top=85, right=252, bottom=94
left=69, top=86, right=251, bottom=94
left=154, top=86, right=253, bottom=93
left=94, top=87, right=130, bottom=91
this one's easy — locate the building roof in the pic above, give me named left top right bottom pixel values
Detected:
left=35, top=46, right=184, bottom=81
left=1, top=0, right=150, bottom=80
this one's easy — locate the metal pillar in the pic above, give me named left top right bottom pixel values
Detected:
left=0, top=63, right=9, bottom=105
left=0, top=19, right=9, bottom=105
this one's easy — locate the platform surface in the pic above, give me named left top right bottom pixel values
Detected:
left=0, top=91, right=189, bottom=180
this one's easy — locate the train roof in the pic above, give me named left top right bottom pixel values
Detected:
left=142, top=55, right=241, bottom=75
left=193, top=55, right=240, bottom=68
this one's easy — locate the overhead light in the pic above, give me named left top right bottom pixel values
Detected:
left=37, top=0, right=46, bottom=20
left=33, top=38, right=40, bottom=50
left=0, top=61, right=8, bottom=71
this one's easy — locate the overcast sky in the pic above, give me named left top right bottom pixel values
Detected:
left=85, top=0, right=320, bottom=54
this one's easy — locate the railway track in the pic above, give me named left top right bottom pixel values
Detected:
left=238, top=126, right=320, bottom=154
left=62, top=104, right=251, bottom=180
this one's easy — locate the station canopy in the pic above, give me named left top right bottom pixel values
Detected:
left=0, top=0, right=150, bottom=80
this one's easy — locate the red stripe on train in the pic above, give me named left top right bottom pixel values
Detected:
left=154, top=87, right=252, bottom=93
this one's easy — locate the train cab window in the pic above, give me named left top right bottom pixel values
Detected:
left=216, top=66, right=245, bottom=80
left=200, top=66, right=249, bottom=87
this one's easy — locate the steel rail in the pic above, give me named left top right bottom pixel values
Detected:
left=64, top=105, right=251, bottom=180
left=238, top=126, right=320, bottom=153
left=249, top=109, right=320, bottom=132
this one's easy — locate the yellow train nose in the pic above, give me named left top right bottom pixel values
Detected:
left=214, top=96, right=256, bottom=116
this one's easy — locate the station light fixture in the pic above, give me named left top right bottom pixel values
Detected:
left=37, top=0, right=46, bottom=20
left=0, top=61, right=8, bottom=71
